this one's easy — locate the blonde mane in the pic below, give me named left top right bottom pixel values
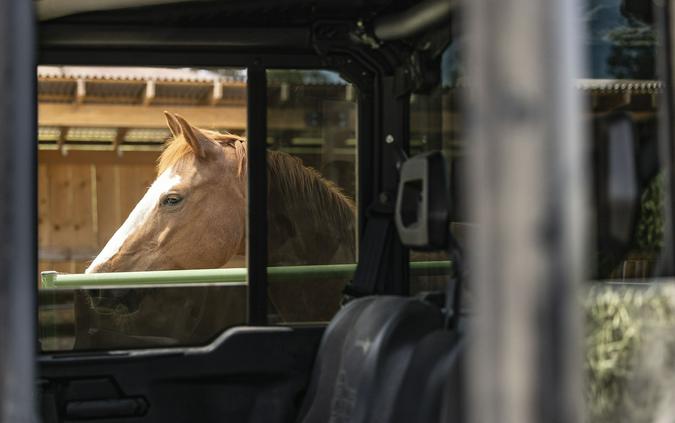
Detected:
left=158, top=130, right=247, bottom=176
left=157, top=131, right=355, bottom=231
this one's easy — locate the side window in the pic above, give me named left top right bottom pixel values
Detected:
left=584, top=2, right=671, bottom=422
left=406, top=0, right=662, bottom=288
left=37, top=66, right=359, bottom=352
left=408, top=44, right=460, bottom=296
left=585, top=0, right=663, bottom=280
left=266, top=70, right=357, bottom=324
left=38, top=66, right=250, bottom=351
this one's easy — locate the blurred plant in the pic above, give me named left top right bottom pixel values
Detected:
left=635, top=172, right=665, bottom=253
left=586, top=285, right=675, bottom=422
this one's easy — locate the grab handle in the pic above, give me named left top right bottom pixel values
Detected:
left=66, top=397, right=149, bottom=419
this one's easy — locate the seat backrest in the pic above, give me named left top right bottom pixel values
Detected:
left=388, top=329, right=465, bottom=423
left=297, top=296, right=444, bottom=423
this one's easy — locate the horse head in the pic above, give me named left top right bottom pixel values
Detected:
left=80, top=112, right=355, bottom=343
left=86, top=113, right=247, bottom=274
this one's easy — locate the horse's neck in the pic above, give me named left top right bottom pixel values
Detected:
left=266, top=151, right=356, bottom=266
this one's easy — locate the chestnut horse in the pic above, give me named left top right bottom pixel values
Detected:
left=76, top=113, right=356, bottom=348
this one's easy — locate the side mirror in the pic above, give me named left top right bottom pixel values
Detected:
left=605, top=113, right=640, bottom=245
left=395, top=151, right=450, bottom=250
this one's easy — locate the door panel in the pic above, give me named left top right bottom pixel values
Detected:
left=39, top=327, right=323, bottom=423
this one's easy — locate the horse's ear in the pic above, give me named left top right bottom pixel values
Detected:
left=173, top=114, right=213, bottom=159
left=163, top=111, right=182, bottom=139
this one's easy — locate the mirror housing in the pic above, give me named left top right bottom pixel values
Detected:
left=606, top=114, right=640, bottom=243
left=395, top=151, right=450, bottom=250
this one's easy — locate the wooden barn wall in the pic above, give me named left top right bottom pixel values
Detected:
left=38, top=151, right=159, bottom=277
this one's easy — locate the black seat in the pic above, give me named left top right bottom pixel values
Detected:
left=297, top=150, right=465, bottom=423
left=389, top=329, right=465, bottom=423
left=297, top=296, right=444, bottom=423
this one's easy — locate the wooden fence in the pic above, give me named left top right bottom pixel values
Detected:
left=36, top=68, right=363, bottom=278
left=38, top=151, right=158, bottom=275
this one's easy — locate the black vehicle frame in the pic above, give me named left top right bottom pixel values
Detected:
left=38, top=23, right=428, bottom=319
left=4, top=0, right=631, bottom=421
left=24, top=2, right=455, bottom=422
left=0, top=0, right=36, bottom=421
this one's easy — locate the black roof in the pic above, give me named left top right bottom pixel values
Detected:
left=40, top=0, right=418, bottom=26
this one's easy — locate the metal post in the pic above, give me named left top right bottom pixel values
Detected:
left=379, top=76, right=410, bottom=295
left=657, top=0, right=675, bottom=275
left=247, top=67, right=268, bottom=325
left=0, top=0, right=37, bottom=422
left=466, top=0, right=586, bottom=422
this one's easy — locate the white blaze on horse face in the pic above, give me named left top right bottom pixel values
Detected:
left=85, top=168, right=182, bottom=273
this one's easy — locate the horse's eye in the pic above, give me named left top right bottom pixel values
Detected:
left=161, top=194, right=183, bottom=207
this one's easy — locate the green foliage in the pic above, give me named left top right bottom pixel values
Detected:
left=635, top=172, right=665, bottom=253
left=586, top=285, right=675, bottom=422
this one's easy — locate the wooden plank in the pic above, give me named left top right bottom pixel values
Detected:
left=39, top=247, right=98, bottom=261
left=42, top=162, right=161, bottom=270
left=38, top=76, right=246, bottom=86
left=69, top=165, right=96, bottom=250
left=40, top=150, right=160, bottom=166
left=38, top=164, right=51, bottom=249
left=47, top=164, right=74, bottom=251
left=43, top=164, right=95, bottom=258
left=39, top=104, right=248, bottom=130
left=36, top=77, right=467, bottom=134
left=38, top=103, right=317, bottom=130
left=95, top=165, right=121, bottom=247
left=50, top=261, right=75, bottom=274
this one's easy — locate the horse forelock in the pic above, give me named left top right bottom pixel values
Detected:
left=157, top=131, right=247, bottom=176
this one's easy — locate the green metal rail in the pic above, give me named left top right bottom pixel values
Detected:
left=40, top=261, right=451, bottom=289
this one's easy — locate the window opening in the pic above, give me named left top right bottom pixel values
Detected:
left=38, top=65, right=361, bottom=350
left=265, top=69, right=358, bottom=324
left=38, top=66, right=249, bottom=351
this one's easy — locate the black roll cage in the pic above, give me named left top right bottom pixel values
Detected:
left=37, top=17, right=440, bottom=322
left=10, top=0, right=672, bottom=422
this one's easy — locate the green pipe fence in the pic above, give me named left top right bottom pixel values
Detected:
left=40, top=261, right=451, bottom=289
